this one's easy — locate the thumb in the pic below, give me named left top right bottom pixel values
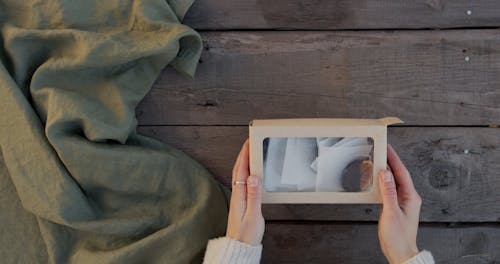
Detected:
left=245, top=175, right=262, bottom=218
left=378, top=170, right=399, bottom=211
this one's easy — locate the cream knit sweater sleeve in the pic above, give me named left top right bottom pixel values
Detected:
left=403, top=250, right=435, bottom=264
left=203, top=237, right=262, bottom=264
left=203, top=237, right=435, bottom=264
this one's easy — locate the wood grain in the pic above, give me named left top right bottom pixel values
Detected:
left=183, top=0, right=500, bottom=30
left=262, top=222, right=500, bottom=263
left=138, top=126, right=500, bottom=222
left=138, top=30, right=500, bottom=126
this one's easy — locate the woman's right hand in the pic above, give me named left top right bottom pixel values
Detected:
left=225, top=140, right=265, bottom=246
left=378, top=145, right=422, bottom=264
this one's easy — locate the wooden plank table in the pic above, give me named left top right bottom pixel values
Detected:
left=135, top=2, right=500, bottom=262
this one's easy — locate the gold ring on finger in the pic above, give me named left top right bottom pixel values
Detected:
left=233, top=180, right=247, bottom=186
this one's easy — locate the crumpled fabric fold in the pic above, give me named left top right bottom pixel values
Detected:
left=0, top=0, right=228, bottom=263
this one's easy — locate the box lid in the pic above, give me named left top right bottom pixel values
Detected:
left=250, top=117, right=403, bottom=127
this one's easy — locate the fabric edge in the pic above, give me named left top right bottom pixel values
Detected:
left=170, top=30, right=202, bottom=79
left=168, top=0, right=196, bottom=22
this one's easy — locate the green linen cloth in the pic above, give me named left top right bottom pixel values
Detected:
left=0, top=0, right=229, bottom=263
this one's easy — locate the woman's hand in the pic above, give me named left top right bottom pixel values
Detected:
left=226, top=140, right=265, bottom=245
left=378, top=145, right=422, bottom=264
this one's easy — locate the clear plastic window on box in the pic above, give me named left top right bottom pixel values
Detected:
left=263, top=137, right=374, bottom=193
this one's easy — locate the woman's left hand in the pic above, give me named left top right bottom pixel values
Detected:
left=226, top=139, right=265, bottom=245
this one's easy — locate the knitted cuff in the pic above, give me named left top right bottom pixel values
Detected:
left=203, top=237, right=262, bottom=264
left=403, top=250, right=435, bottom=264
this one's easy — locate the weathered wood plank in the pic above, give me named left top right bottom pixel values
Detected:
left=137, top=126, right=500, bottom=222
left=184, top=0, right=500, bottom=30
left=138, top=30, right=500, bottom=126
left=262, top=222, right=500, bottom=263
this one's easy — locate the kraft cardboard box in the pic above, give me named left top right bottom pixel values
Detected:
left=249, top=117, right=402, bottom=204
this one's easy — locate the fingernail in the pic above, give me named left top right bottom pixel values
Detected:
left=384, top=170, right=393, bottom=183
left=247, top=176, right=258, bottom=187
